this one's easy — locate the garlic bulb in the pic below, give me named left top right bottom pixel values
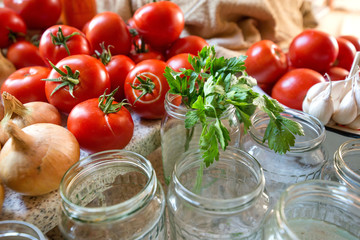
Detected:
left=0, top=121, right=80, bottom=196
left=308, top=81, right=334, bottom=125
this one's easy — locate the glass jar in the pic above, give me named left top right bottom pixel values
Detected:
left=0, top=220, right=46, bottom=240
left=240, top=109, right=328, bottom=202
left=321, top=139, right=360, bottom=189
left=263, top=180, right=360, bottom=240
left=167, top=147, right=270, bottom=239
left=161, top=92, right=241, bottom=184
left=59, top=150, right=167, bottom=240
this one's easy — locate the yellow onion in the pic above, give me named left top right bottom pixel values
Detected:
left=0, top=92, right=62, bottom=145
left=0, top=121, right=80, bottom=196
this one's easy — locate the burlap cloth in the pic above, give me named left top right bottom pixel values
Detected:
left=97, top=0, right=318, bottom=58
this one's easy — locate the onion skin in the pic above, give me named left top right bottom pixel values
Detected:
left=0, top=92, right=62, bottom=145
left=0, top=122, right=80, bottom=196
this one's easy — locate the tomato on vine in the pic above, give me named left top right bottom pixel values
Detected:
left=44, top=54, right=110, bottom=114
left=39, top=25, right=91, bottom=67
left=95, top=43, right=136, bottom=102
left=67, top=88, right=134, bottom=154
left=124, top=59, right=170, bottom=119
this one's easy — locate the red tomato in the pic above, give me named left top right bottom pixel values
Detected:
left=324, top=67, right=349, bottom=81
left=105, top=55, right=135, bottom=101
left=45, top=54, right=111, bottom=114
left=86, top=12, right=132, bottom=56
left=271, top=68, right=326, bottom=110
left=333, top=37, right=356, bottom=71
left=129, top=38, right=165, bottom=64
left=132, top=1, right=184, bottom=50
left=0, top=7, right=27, bottom=48
left=4, top=0, right=61, bottom=30
left=1, top=66, right=50, bottom=103
left=39, top=25, right=91, bottom=67
left=166, top=53, right=194, bottom=72
left=289, top=29, right=339, bottom=73
left=124, top=59, right=170, bottom=119
left=245, top=40, right=288, bottom=85
left=339, top=35, right=360, bottom=51
left=166, top=35, right=209, bottom=59
left=6, top=40, right=47, bottom=69
left=67, top=93, right=134, bottom=154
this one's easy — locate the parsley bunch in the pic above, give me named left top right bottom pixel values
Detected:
left=164, top=46, right=304, bottom=168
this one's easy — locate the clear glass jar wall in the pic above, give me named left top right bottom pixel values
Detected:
left=263, top=180, right=360, bottom=240
left=240, top=109, right=328, bottom=202
left=321, top=138, right=360, bottom=190
left=59, top=150, right=167, bottom=240
left=167, top=147, right=270, bottom=239
left=161, top=92, right=241, bottom=184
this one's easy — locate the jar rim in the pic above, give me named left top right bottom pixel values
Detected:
left=59, top=150, right=157, bottom=222
left=334, top=139, right=360, bottom=188
left=275, top=180, right=360, bottom=239
left=172, top=146, right=266, bottom=212
left=0, top=220, right=46, bottom=240
left=249, top=108, right=325, bottom=151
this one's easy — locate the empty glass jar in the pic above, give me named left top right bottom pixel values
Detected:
left=161, top=92, right=241, bottom=184
left=167, top=147, right=270, bottom=239
left=240, top=109, right=328, bottom=202
left=263, top=180, right=360, bottom=240
left=321, top=138, right=360, bottom=190
left=59, top=150, right=166, bottom=240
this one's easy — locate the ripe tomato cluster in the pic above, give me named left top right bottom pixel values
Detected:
left=0, top=0, right=209, bottom=153
left=245, top=29, right=359, bottom=110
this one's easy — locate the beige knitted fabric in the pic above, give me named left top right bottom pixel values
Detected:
left=98, top=0, right=316, bottom=57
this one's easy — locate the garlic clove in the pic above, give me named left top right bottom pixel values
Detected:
left=304, top=82, right=328, bottom=102
left=308, top=87, right=334, bottom=125
left=332, top=87, right=358, bottom=125
left=353, top=73, right=360, bottom=113
left=346, top=114, right=360, bottom=129
left=332, top=79, right=350, bottom=102
left=302, top=97, right=311, bottom=113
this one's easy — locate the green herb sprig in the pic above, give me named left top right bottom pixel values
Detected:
left=163, top=46, right=304, bottom=167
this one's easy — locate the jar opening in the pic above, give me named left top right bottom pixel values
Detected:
left=250, top=109, right=325, bottom=152
left=173, top=147, right=265, bottom=212
left=335, top=139, right=360, bottom=188
left=59, top=150, right=156, bottom=222
left=276, top=180, right=360, bottom=239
